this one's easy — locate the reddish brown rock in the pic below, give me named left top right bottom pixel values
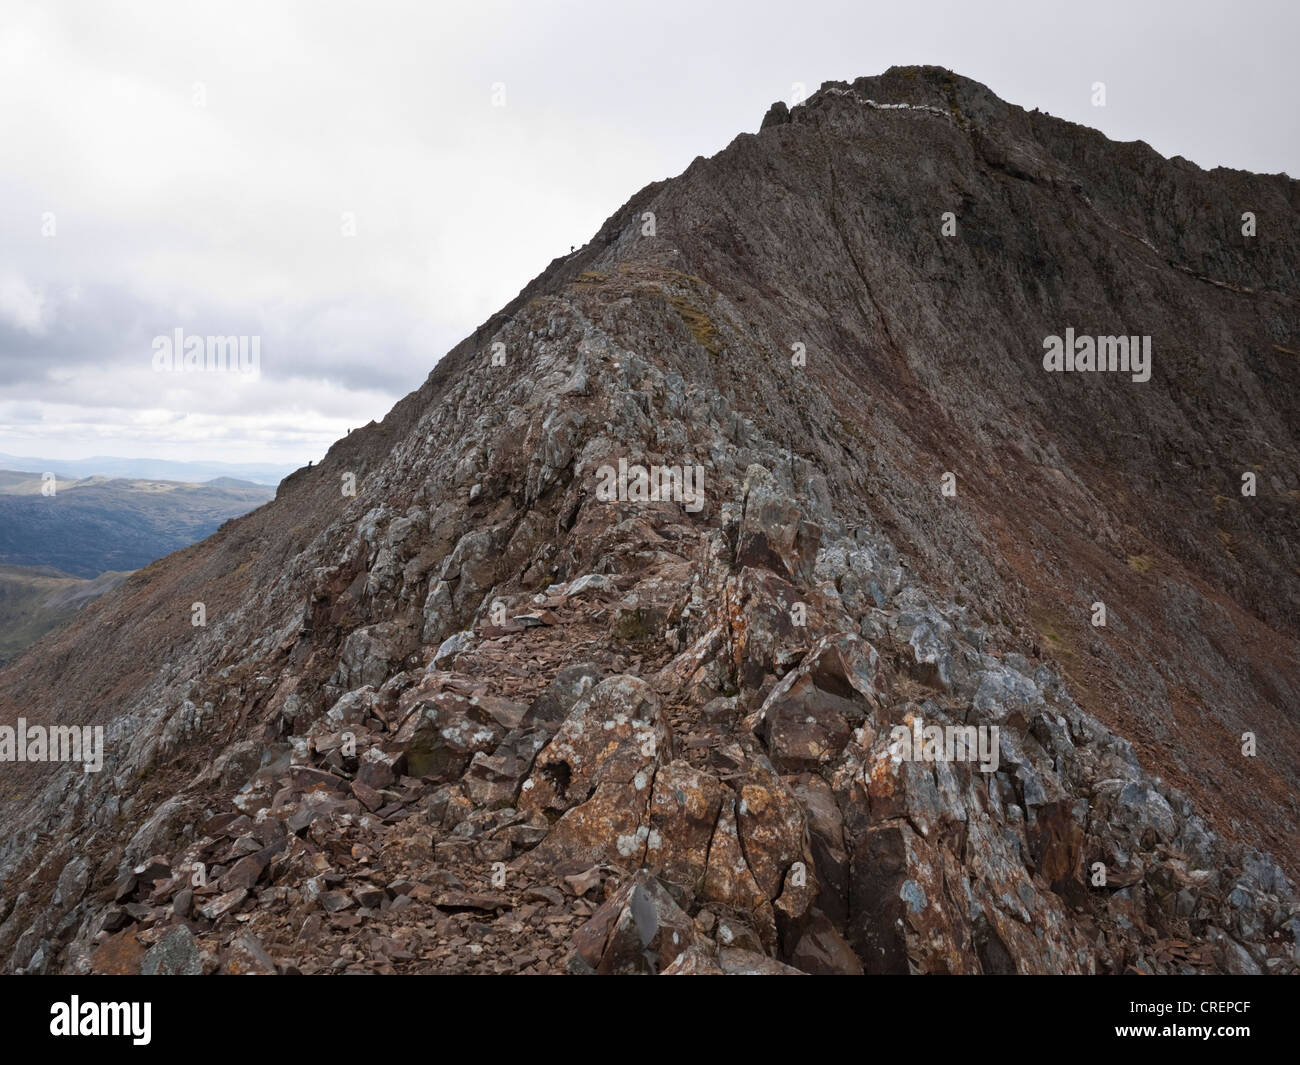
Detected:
left=518, top=676, right=673, bottom=816
left=644, top=761, right=726, bottom=894
left=221, top=933, right=277, bottom=975
left=701, top=797, right=776, bottom=948
left=570, top=871, right=696, bottom=974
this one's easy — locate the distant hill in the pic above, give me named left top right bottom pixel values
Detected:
left=0, top=564, right=133, bottom=667
left=0, top=452, right=298, bottom=486
left=0, top=470, right=275, bottom=578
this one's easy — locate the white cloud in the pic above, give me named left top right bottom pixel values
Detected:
left=0, top=272, right=46, bottom=334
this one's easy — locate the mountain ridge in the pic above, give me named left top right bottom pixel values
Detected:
left=0, top=66, right=1296, bottom=976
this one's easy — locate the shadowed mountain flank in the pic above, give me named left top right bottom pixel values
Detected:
left=0, top=67, right=1296, bottom=976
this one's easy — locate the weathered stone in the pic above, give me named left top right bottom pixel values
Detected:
left=519, top=676, right=672, bottom=817
left=701, top=797, right=775, bottom=948
left=570, top=871, right=696, bottom=974
left=784, top=910, right=864, bottom=974
left=644, top=761, right=726, bottom=894
left=196, top=888, right=248, bottom=922
left=222, top=932, right=277, bottom=975
left=736, top=465, right=822, bottom=585
left=736, top=766, right=811, bottom=904
left=716, top=947, right=805, bottom=975
left=140, top=924, right=202, bottom=976
left=398, top=691, right=503, bottom=781
left=748, top=633, right=886, bottom=771
left=661, top=943, right=726, bottom=974
left=462, top=727, right=549, bottom=809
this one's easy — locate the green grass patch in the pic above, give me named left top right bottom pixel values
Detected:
left=666, top=294, right=723, bottom=355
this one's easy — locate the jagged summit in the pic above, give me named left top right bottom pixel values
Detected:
left=763, top=65, right=1012, bottom=128
left=0, top=70, right=1297, bottom=975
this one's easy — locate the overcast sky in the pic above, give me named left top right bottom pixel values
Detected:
left=2, top=0, right=1296, bottom=469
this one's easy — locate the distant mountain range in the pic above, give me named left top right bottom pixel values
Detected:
left=0, top=469, right=276, bottom=663
left=0, top=452, right=299, bottom=486
left=0, top=469, right=275, bottom=578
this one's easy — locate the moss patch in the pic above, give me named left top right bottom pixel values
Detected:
left=666, top=294, right=723, bottom=355
left=1030, top=606, right=1076, bottom=661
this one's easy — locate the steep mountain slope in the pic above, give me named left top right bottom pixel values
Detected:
left=0, top=67, right=1296, bottom=976
left=0, top=565, right=132, bottom=667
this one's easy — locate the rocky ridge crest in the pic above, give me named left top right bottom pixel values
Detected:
left=0, top=66, right=1297, bottom=975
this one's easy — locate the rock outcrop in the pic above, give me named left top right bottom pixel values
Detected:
left=1, top=66, right=1297, bottom=975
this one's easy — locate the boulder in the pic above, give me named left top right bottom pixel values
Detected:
left=735, top=465, right=821, bottom=585
left=570, top=872, right=697, bottom=974
left=140, top=924, right=202, bottom=976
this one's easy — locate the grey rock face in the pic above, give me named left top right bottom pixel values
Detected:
left=140, top=925, right=202, bottom=976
